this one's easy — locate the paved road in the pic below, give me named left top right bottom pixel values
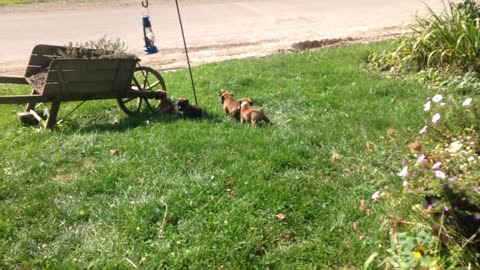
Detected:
left=0, top=0, right=444, bottom=75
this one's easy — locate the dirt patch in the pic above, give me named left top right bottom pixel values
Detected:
left=291, top=37, right=357, bottom=51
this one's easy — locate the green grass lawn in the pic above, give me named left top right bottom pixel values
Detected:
left=0, top=43, right=429, bottom=269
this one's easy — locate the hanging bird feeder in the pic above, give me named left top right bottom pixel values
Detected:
left=141, top=0, right=158, bottom=54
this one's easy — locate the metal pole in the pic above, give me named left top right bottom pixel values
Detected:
left=175, top=0, right=198, bottom=106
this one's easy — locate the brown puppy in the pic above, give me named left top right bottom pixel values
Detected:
left=155, top=90, right=175, bottom=113
left=176, top=98, right=205, bottom=119
left=220, top=89, right=241, bottom=120
left=239, top=99, right=270, bottom=125
left=238, top=98, right=253, bottom=107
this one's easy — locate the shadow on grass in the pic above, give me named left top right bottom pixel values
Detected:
left=62, top=111, right=224, bottom=134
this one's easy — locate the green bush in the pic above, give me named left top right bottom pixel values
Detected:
left=370, top=0, right=480, bottom=73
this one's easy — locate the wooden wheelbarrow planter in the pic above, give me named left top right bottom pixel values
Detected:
left=0, top=44, right=166, bottom=128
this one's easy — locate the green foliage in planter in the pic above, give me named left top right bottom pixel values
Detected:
left=55, top=37, right=137, bottom=60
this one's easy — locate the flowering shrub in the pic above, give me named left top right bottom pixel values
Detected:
left=371, top=94, right=480, bottom=269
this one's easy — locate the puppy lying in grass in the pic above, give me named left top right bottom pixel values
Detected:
left=239, top=98, right=270, bottom=125
left=220, top=89, right=241, bottom=120
left=155, top=90, right=175, bottom=113
left=176, top=98, right=205, bottom=119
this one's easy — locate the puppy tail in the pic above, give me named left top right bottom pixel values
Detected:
left=263, top=115, right=271, bottom=123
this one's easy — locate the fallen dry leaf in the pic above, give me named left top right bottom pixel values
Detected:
left=408, top=139, right=423, bottom=153
left=275, top=213, right=286, bottom=220
left=352, top=222, right=358, bottom=231
left=359, top=199, right=366, bottom=212
left=387, top=128, right=397, bottom=137
left=225, top=189, right=236, bottom=195
left=331, top=152, right=343, bottom=162
left=366, top=141, right=376, bottom=152
left=110, top=149, right=119, bottom=155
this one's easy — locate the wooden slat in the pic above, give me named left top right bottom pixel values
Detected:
left=28, top=110, right=44, bottom=122
left=25, top=45, right=66, bottom=77
left=49, top=59, right=136, bottom=71
left=27, top=55, right=54, bottom=68
left=45, top=68, right=133, bottom=83
left=115, top=60, right=135, bottom=94
left=25, top=66, right=44, bottom=78
left=30, top=44, right=66, bottom=57
left=0, top=76, right=28, bottom=84
left=42, top=80, right=130, bottom=99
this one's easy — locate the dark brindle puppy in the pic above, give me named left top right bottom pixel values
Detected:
left=176, top=98, right=205, bottom=119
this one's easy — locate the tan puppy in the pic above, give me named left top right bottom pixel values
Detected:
left=238, top=98, right=253, bottom=105
left=220, top=89, right=241, bottom=120
left=239, top=99, right=270, bottom=125
left=155, top=90, right=175, bottom=113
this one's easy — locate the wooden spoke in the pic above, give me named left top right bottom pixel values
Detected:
left=142, top=70, right=149, bottom=90
left=145, top=80, right=161, bottom=91
left=123, top=97, right=136, bottom=104
left=136, top=98, right=143, bottom=113
left=132, top=76, right=142, bottom=90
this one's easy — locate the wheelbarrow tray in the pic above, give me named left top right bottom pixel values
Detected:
left=0, top=44, right=162, bottom=128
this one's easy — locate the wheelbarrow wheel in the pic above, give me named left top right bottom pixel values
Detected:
left=117, top=66, right=166, bottom=116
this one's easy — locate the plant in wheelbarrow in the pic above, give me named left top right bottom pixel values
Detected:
left=1, top=37, right=167, bottom=129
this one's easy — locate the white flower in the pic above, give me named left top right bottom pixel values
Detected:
left=372, top=191, right=381, bottom=201
left=398, top=166, right=409, bottom=178
left=417, top=155, right=427, bottom=165
left=402, top=180, right=409, bottom=188
left=432, top=94, right=443, bottom=103
left=423, top=101, right=431, bottom=112
left=440, top=102, right=446, bottom=107
left=463, top=98, right=472, bottom=107
left=432, top=113, right=441, bottom=123
left=449, top=141, right=463, bottom=153
left=432, top=162, right=442, bottom=170
left=419, top=126, right=428, bottom=134
left=435, top=170, right=446, bottom=179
